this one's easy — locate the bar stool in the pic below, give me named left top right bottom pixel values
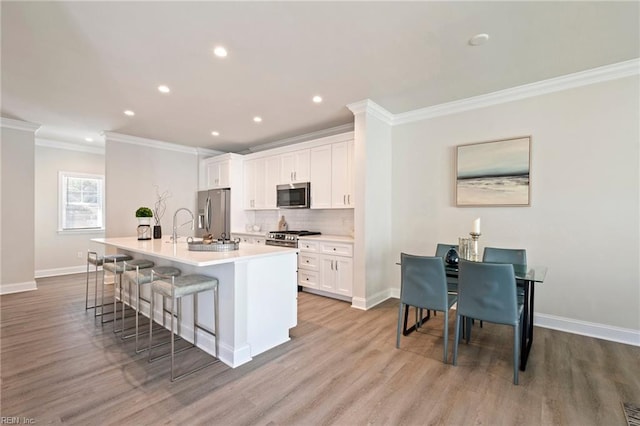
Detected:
left=122, top=264, right=182, bottom=353
left=148, top=272, right=220, bottom=382
left=102, top=258, right=155, bottom=328
left=86, top=251, right=132, bottom=313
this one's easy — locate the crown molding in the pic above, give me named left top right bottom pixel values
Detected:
left=347, top=99, right=394, bottom=125
left=0, top=117, right=40, bottom=132
left=248, top=123, right=355, bottom=153
left=36, top=138, right=105, bottom=155
left=103, top=131, right=198, bottom=155
left=394, top=58, right=640, bottom=125
left=197, top=147, right=227, bottom=158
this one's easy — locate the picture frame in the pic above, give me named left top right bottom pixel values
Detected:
left=455, top=136, right=531, bottom=207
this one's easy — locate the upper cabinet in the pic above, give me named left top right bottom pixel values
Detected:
left=244, top=155, right=280, bottom=210
left=280, top=149, right=310, bottom=184
left=240, top=132, right=354, bottom=211
left=330, top=140, right=354, bottom=208
left=310, top=140, right=354, bottom=209
left=199, top=154, right=242, bottom=191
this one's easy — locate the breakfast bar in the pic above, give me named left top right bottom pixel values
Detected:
left=92, top=237, right=299, bottom=368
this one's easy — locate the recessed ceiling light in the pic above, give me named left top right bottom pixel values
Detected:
left=124, top=110, right=135, bottom=116
left=158, top=85, right=170, bottom=93
left=213, top=46, right=228, bottom=58
left=211, top=131, right=220, bottom=136
left=312, top=95, right=323, bottom=103
left=469, top=33, right=490, bottom=46
left=253, top=116, right=262, bottom=123
left=85, top=137, right=94, bottom=142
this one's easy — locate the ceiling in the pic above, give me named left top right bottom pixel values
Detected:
left=2, top=1, right=638, bottom=153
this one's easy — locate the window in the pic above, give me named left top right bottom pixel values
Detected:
left=59, top=171, right=105, bottom=231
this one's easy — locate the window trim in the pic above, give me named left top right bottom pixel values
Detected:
left=58, top=171, right=106, bottom=233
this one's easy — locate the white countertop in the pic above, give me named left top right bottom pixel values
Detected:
left=92, top=237, right=298, bottom=267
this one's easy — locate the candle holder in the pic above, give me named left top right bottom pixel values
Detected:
left=469, top=232, right=481, bottom=261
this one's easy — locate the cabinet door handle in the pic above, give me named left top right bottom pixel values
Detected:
left=335, top=261, right=338, bottom=271
left=348, top=194, right=351, bottom=205
left=343, top=195, right=346, bottom=204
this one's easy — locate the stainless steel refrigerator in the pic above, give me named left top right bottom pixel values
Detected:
left=196, top=188, right=231, bottom=239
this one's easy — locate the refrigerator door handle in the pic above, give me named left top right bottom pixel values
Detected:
left=205, top=196, right=212, bottom=232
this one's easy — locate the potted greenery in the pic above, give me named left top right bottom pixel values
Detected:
left=135, top=207, right=153, bottom=225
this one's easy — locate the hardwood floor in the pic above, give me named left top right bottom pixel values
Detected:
left=1, top=273, right=639, bottom=425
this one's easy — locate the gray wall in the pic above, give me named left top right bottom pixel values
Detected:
left=1, top=121, right=37, bottom=293
left=34, top=144, right=105, bottom=276
left=391, top=76, right=639, bottom=333
left=104, top=136, right=198, bottom=240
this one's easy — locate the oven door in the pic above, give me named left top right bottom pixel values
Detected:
left=276, top=182, right=310, bottom=208
left=265, top=239, right=296, bottom=248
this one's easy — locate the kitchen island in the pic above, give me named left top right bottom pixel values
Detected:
left=92, top=237, right=298, bottom=368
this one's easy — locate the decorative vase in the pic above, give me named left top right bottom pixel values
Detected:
left=153, top=225, right=162, bottom=239
left=445, top=247, right=459, bottom=265
left=137, top=224, right=151, bottom=240
left=137, top=217, right=152, bottom=240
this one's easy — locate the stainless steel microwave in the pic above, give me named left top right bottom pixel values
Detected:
left=277, top=182, right=311, bottom=208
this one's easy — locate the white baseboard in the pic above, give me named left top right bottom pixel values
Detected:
left=35, top=265, right=88, bottom=278
left=0, top=280, right=37, bottom=295
left=534, top=313, right=640, bottom=347
left=352, top=288, right=399, bottom=310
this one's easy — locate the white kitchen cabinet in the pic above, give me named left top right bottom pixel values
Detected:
left=298, top=238, right=353, bottom=298
left=309, top=145, right=332, bottom=208
left=280, top=149, right=310, bottom=184
left=244, top=156, right=280, bottom=210
left=331, top=140, right=354, bottom=208
left=319, top=255, right=353, bottom=296
left=309, top=140, right=354, bottom=209
left=231, top=233, right=265, bottom=245
left=200, top=155, right=236, bottom=190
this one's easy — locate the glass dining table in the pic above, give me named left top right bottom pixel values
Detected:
left=398, top=261, right=548, bottom=371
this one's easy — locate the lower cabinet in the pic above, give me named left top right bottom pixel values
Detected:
left=231, top=233, right=265, bottom=245
left=298, top=238, right=353, bottom=298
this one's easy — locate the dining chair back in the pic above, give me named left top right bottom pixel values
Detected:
left=483, top=247, right=527, bottom=265
left=453, top=260, right=524, bottom=384
left=435, top=243, right=458, bottom=258
left=396, top=253, right=457, bottom=363
left=483, top=247, right=527, bottom=296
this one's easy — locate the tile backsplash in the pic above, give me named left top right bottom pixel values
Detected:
left=250, top=209, right=354, bottom=236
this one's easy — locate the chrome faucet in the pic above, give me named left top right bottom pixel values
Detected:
left=172, top=208, right=195, bottom=243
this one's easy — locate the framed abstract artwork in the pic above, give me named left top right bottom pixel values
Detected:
left=456, top=136, right=531, bottom=207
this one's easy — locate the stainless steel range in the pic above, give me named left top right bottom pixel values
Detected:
left=265, top=230, right=321, bottom=248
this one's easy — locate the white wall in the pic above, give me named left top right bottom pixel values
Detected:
left=391, top=76, right=639, bottom=336
left=104, top=134, right=198, bottom=240
left=350, top=104, right=394, bottom=309
left=34, top=144, right=105, bottom=277
left=0, top=119, right=38, bottom=294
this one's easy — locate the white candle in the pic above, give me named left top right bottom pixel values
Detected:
left=472, top=218, right=481, bottom=234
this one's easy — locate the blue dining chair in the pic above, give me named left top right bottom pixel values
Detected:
left=483, top=247, right=527, bottom=296
left=453, top=260, right=524, bottom=384
left=396, top=253, right=458, bottom=363
left=436, top=243, right=459, bottom=294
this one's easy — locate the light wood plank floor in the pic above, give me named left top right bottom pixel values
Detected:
left=1, top=273, right=639, bottom=425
